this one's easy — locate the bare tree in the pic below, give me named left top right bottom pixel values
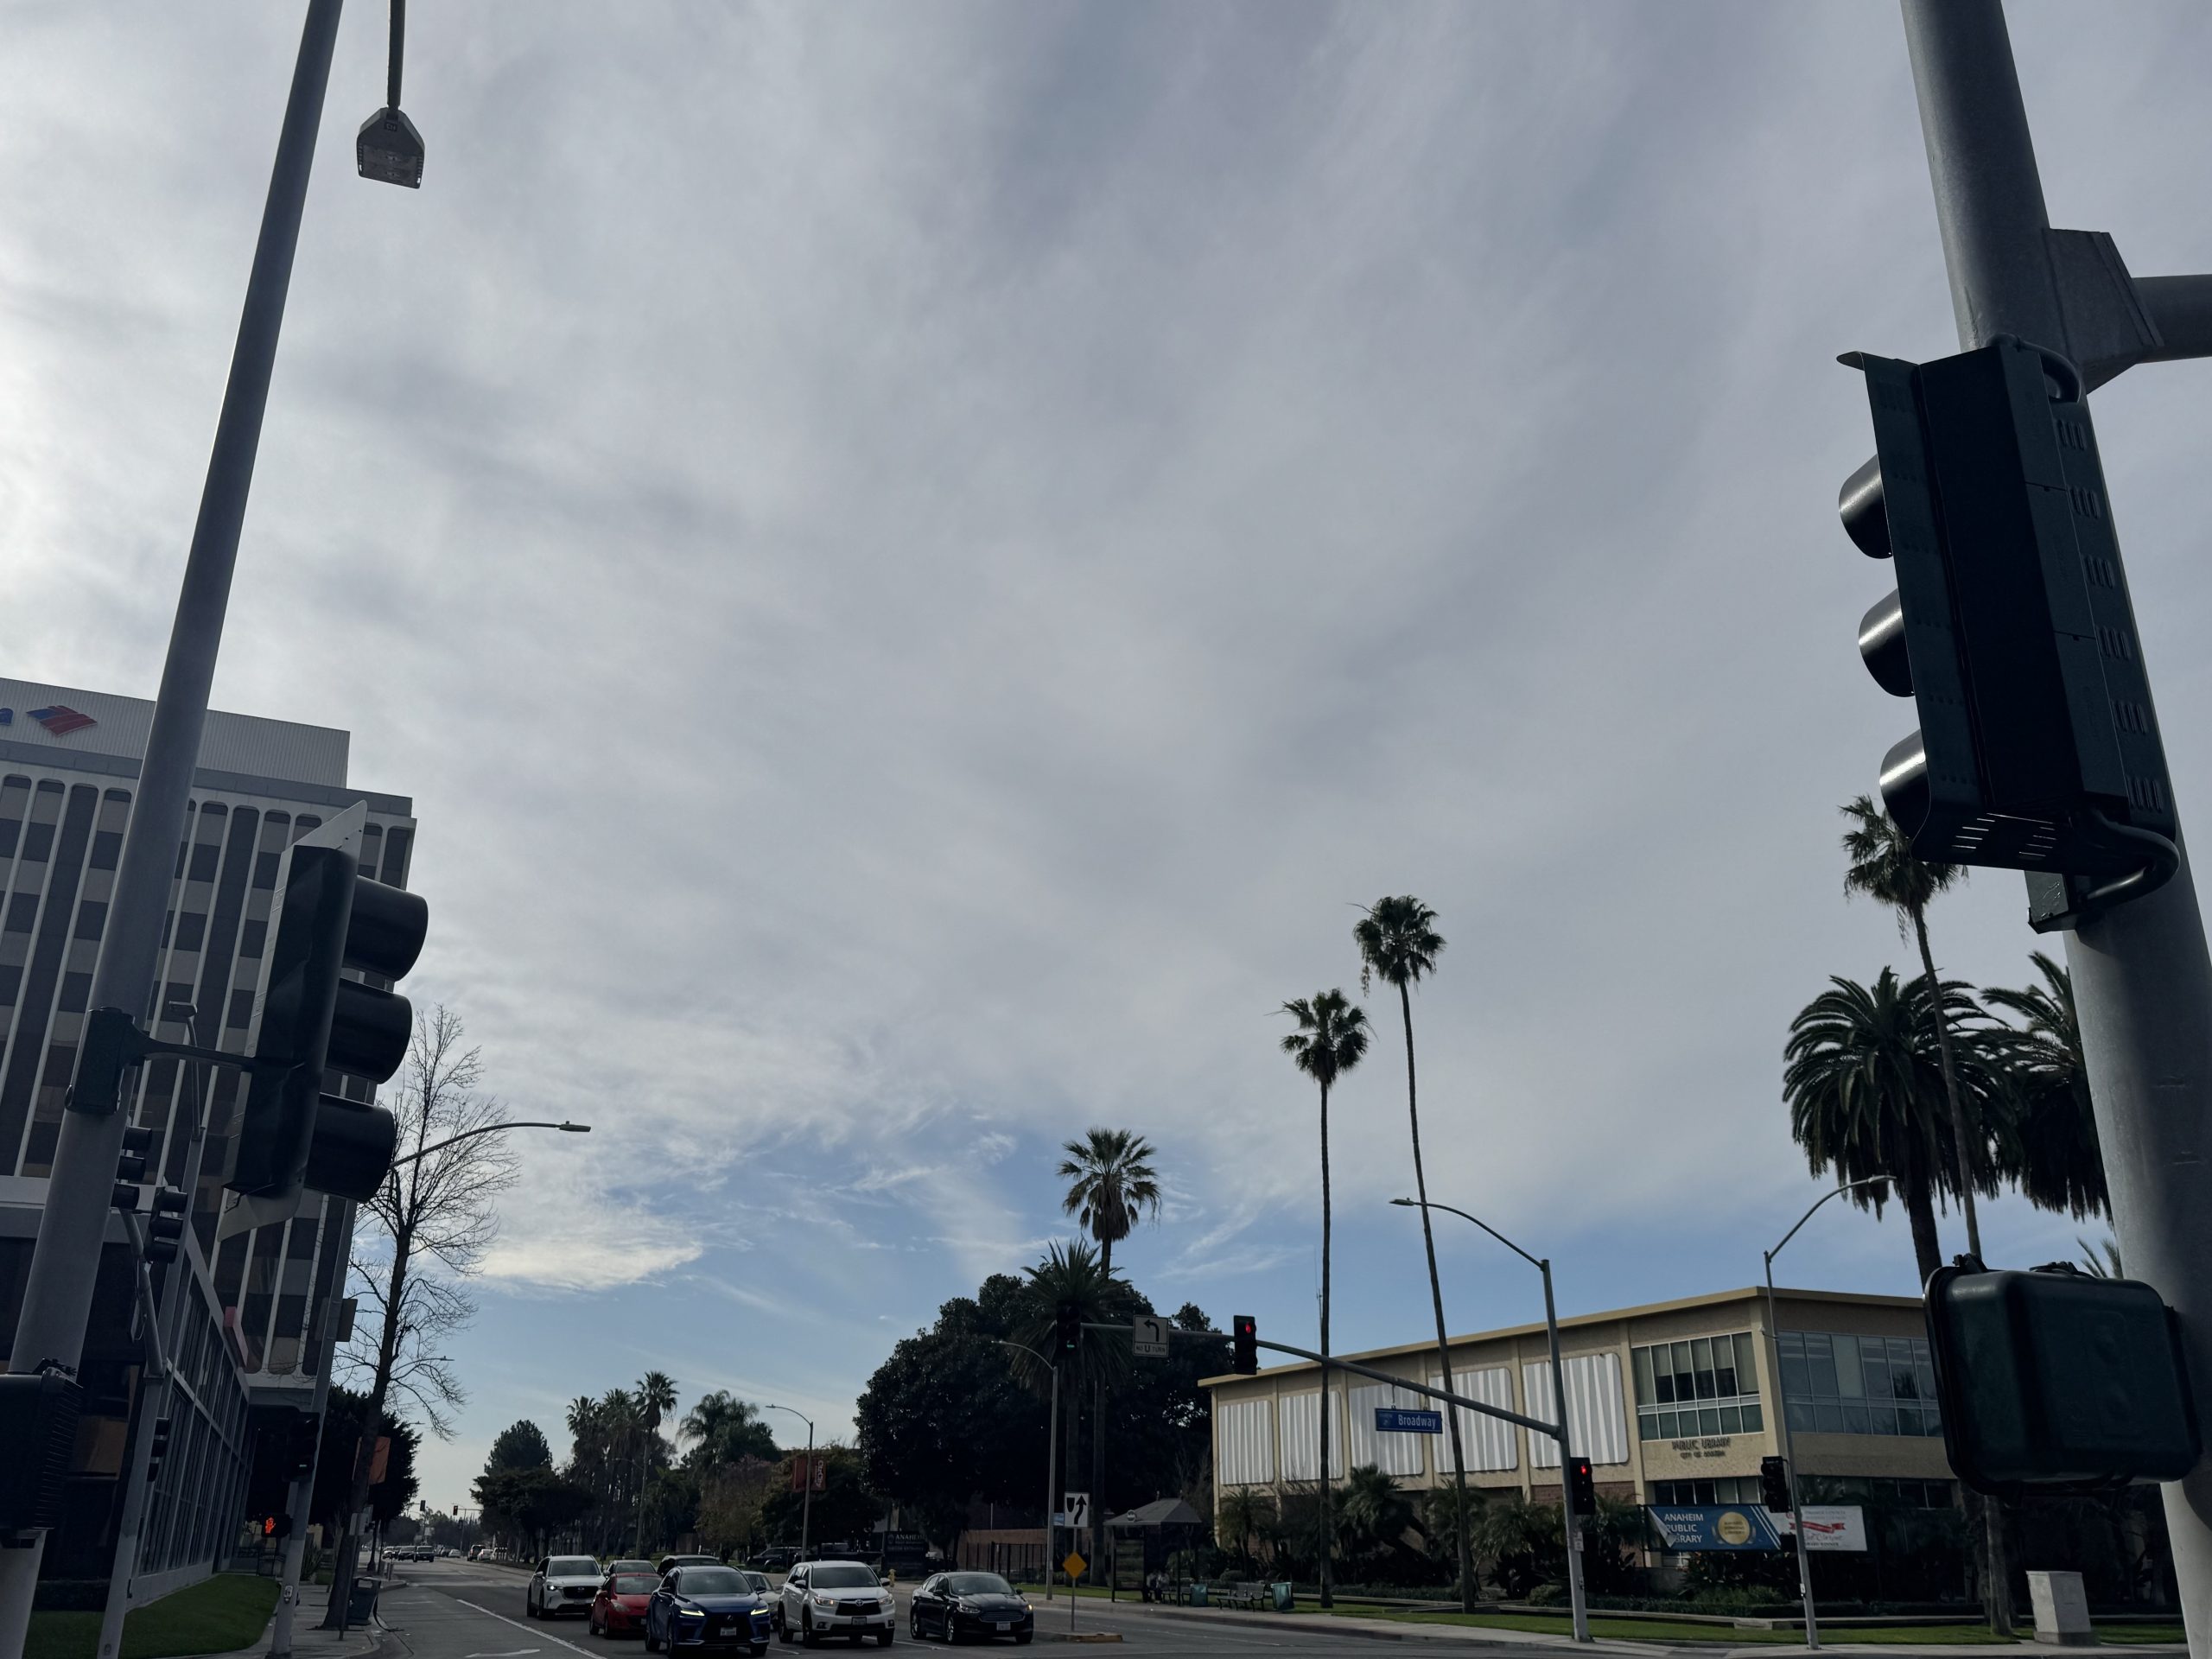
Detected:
left=327, top=1007, right=518, bottom=1620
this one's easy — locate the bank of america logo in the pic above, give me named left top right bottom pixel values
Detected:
left=30, top=705, right=97, bottom=737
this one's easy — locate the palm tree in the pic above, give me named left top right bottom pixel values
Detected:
left=1056, top=1128, right=1163, bottom=1575
left=2079, top=1236, right=2124, bottom=1278
left=633, top=1371, right=677, bottom=1554
left=682, top=1389, right=775, bottom=1471
left=1783, top=969, right=1996, bottom=1287
left=1279, top=988, right=1369, bottom=1609
left=1353, top=894, right=1476, bottom=1610
left=1056, top=1128, right=1162, bottom=1279
left=1338, top=1463, right=1421, bottom=1578
left=1217, top=1487, right=1274, bottom=1573
left=1010, top=1238, right=1131, bottom=1585
left=1984, top=952, right=2108, bottom=1220
left=1840, top=796, right=1985, bottom=1262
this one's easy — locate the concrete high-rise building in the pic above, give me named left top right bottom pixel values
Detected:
left=0, top=677, right=416, bottom=1599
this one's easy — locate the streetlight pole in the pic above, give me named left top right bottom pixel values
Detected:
left=1763, top=1179, right=1890, bottom=1652
left=387, top=1121, right=590, bottom=1168
left=1895, top=7, right=2212, bottom=1650
left=763, top=1405, right=817, bottom=1562
left=994, top=1341, right=1058, bottom=1599
left=1392, top=1198, right=1588, bottom=1644
left=0, top=8, right=346, bottom=1645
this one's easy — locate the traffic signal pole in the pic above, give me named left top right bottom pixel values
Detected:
left=1899, top=6, right=2212, bottom=1652
left=0, top=6, right=343, bottom=1651
left=270, top=1204, right=353, bottom=1659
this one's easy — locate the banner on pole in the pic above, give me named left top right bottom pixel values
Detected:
left=1644, top=1504, right=1783, bottom=1552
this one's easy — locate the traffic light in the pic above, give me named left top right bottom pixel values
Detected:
left=229, top=820, right=424, bottom=1205
left=1566, top=1454, right=1596, bottom=1519
left=1231, top=1314, right=1257, bottom=1376
left=145, top=1186, right=188, bottom=1265
left=0, top=1371, right=83, bottom=1530
left=1056, top=1303, right=1082, bottom=1356
left=1759, top=1455, right=1792, bottom=1513
left=112, top=1123, right=155, bottom=1210
left=1924, top=1263, right=2198, bottom=1494
left=285, top=1413, right=322, bottom=1479
left=145, top=1416, right=174, bottom=1485
left=1841, top=335, right=2177, bottom=929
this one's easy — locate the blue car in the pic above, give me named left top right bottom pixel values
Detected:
left=645, top=1565, right=774, bottom=1656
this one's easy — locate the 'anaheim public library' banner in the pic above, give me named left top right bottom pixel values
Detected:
left=1646, top=1505, right=1867, bottom=1552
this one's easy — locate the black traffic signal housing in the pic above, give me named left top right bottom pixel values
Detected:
left=1924, top=1263, right=2199, bottom=1495
left=145, top=1186, right=189, bottom=1265
left=1759, top=1455, right=1792, bottom=1513
left=0, top=1372, right=84, bottom=1530
left=1231, top=1314, right=1257, bottom=1376
left=1842, top=336, right=2177, bottom=929
left=230, top=837, right=424, bottom=1204
left=285, top=1413, right=321, bottom=1479
left=1566, top=1454, right=1597, bottom=1519
left=113, top=1123, right=155, bottom=1210
left=1056, top=1303, right=1082, bottom=1357
left=145, top=1416, right=175, bottom=1486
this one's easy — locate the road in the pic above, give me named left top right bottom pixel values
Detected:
left=373, top=1558, right=1586, bottom=1659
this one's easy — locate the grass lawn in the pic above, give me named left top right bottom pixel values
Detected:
left=26, top=1573, right=281, bottom=1659
left=1318, top=1606, right=2029, bottom=1645
left=2092, top=1624, right=2187, bottom=1646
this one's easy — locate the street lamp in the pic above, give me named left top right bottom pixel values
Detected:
left=762, top=1404, right=817, bottom=1562
left=1764, top=1178, right=1890, bottom=1652
left=994, top=1340, right=1058, bottom=1599
left=1391, top=1197, right=1589, bottom=1644
left=357, top=0, right=423, bottom=188
left=387, top=1120, right=589, bottom=1171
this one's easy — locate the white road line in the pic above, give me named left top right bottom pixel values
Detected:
left=454, top=1599, right=596, bottom=1656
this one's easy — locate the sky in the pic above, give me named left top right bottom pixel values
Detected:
left=7, top=1, right=2212, bottom=1516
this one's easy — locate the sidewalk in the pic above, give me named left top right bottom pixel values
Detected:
left=209, top=1578, right=398, bottom=1659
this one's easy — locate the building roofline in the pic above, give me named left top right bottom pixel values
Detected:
left=0, top=737, right=412, bottom=818
left=1195, top=1284, right=1924, bottom=1389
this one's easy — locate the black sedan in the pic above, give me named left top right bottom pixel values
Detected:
left=907, top=1573, right=1033, bottom=1645
left=645, top=1566, right=775, bottom=1656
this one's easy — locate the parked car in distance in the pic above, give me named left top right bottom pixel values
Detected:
left=753, top=1548, right=795, bottom=1572
left=530, top=1554, right=607, bottom=1618
left=593, top=1569, right=663, bottom=1638
left=775, top=1560, right=893, bottom=1648
left=646, top=1564, right=773, bottom=1656
left=908, top=1573, right=1032, bottom=1645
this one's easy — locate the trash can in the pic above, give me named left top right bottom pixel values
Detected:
left=347, top=1575, right=380, bottom=1625
left=1270, top=1583, right=1294, bottom=1612
left=1188, top=1583, right=1208, bottom=1607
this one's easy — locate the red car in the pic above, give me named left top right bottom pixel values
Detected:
left=592, top=1570, right=662, bottom=1638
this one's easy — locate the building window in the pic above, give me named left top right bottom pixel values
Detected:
left=1652, top=1478, right=1763, bottom=1505
left=1777, top=1332, right=1942, bottom=1437
left=1632, top=1332, right=1764, bottom=1440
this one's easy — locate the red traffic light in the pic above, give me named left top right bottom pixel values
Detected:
left=1231, top=1314, right=1257, bottom=1375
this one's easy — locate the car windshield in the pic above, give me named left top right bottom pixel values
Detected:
left=613, top=1575, right=658, bottom=1594
left=550, top=1559, right=597, bottom=1577
left=945, top=1574, right=1013, bottom=1597
left=809, top=1565, right=877, bottom=1589
left=679, top=1568, right=749, bottom=1596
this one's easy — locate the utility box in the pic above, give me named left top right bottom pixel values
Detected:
left=2028, top=1570, right=2095, bottom=1646
left=1925, top=1265, right=2198, bottom=1494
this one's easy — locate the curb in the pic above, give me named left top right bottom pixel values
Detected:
left=1034, top=1635, right=1124, bottom=1644
left=1098, top=1606, right=1675, bottom=1651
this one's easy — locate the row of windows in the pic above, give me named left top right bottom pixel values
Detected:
left=1778, top=1332, right=1943, bottom=1439
left=1633, top=1332, right=1764, bottom=1441
left=1649, top=1476, right=1955, bottom=1510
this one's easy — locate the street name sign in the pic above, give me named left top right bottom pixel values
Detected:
left=1132, top=1314, right=1169, bottom=1358
left=1375, top=1407, right=1443, bottom=1434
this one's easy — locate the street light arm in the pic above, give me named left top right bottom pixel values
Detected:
left=1391, top=1196, right=1544, bottom=1272
left=387, top=1120, right=590, bottom=1169
left=1767, top=1177, right=1892, bottom=1264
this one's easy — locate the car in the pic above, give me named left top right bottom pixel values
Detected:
left=753, top=1549, right=796, bottom=1572
left=659, top=1554, right=723, bottom=1575
left=593, top=1567, right=664, bottom=1638
left=775, top=1560, right=893, bottom=1648
left=609, top=1559, right=658, bottom=1575
left=531, top=1554, right=609, bottom=1619
left=908, top=1573, right=1033, bottom=1646
left=645, top=1564, right=775, bottom=1656
left=738, top=1572, right=772, bottom=1598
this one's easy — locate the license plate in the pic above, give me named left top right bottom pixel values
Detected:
left=993, top=1620, right=1012, bottom=1630
left=720, top=1624, right=738, bottom=1636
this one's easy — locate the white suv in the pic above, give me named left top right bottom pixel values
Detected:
left=776, top=1560, right=893, bottom=1647
left=529, top=1554, right=605, bottom=1619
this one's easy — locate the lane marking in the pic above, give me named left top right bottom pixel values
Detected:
left=454, top=1599, right=595, bottom=1656
left=465, top=1650, right=542, bottom=1656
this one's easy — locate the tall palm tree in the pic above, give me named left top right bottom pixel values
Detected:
left=682, top=1389, right=775, bottom=1471
left=1010, top=1238, right=1131, bottom=1585
left=1783, top=969, right=1993, bottom=1287
left=1056, top=1128, right=1163, bottom=1575
left=633, top=1371, right=677, bottom=1554
left=1353, top=894, right=1476, bottom=1611
left=1840, top=796, right=1984, bottom=1261
left=1280, top=988, right=1369, bottom=1610
left=1056, top=1128, right=1162, bottom=1279
left=1984, top=952, right=2108, bottom=1220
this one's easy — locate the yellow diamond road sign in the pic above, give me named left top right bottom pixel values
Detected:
left=1062, top=1551, right=1087, bottom=1580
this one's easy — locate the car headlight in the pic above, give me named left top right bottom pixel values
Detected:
left=678, top=1608, right=704, bottom=1619
left=810, top=1593, right=834, bottom=1608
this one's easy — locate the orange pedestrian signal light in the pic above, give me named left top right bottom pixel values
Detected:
left=263, top=1516, right=277, bottom=1537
